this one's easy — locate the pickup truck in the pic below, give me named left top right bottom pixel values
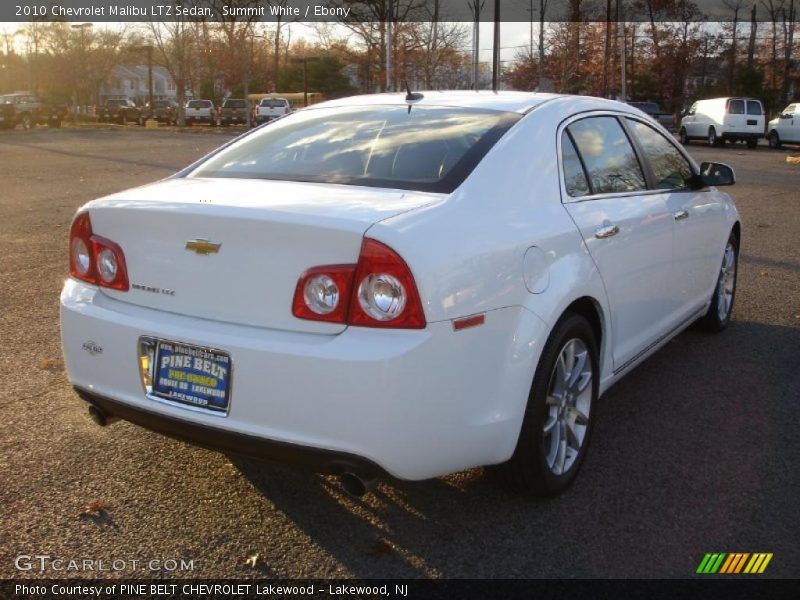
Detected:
left=139, top=100, right=178, bottom=125
left=628, top=102, right=675, bottom=131
left=218, top=98, right=250, bottom=126
left=185, top=99, right=215, bottom=125
left=255, top=97, right=291, bottom=124
left=100, top=98, right=142, bottom=124
left=0, top=92, right=68, bottom=129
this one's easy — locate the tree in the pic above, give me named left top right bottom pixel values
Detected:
left=147, top=20, right=195, bottom=125
left=277, top=55, right=355, bottom=98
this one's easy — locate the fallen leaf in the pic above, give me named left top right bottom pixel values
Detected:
left=244, top=553, right=261, bottom=568
left=38, top=358, right=63, bottom=372
left=367, top=539, right=395, bottom=557
left=79, top=501, right=109, bottom=518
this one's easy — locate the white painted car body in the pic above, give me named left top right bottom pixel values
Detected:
left=61, top=92, right=741, bottom=481
left=767, top=103, right=800, bottom=146
left=680, top=97, right=765, bottom=144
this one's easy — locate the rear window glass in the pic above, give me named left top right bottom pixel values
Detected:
left=189, top=106, right=520, bottom=193
left=567, top=116, right=646, bottom=194
left=224, top=99, right=247, bottom=108
left=260, top=99, right=288, bottom=108
left=188, top=101, right=211, bottom=108
left=630, top=102, right=659, bottom=115
left=746, top=101, right=763, bottom=115
left=728, top=100, right=745, bottom=114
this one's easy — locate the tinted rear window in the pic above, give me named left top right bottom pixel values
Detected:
left=260, top=99, right=288, bottom=108
left=746, top=100, right=763, bottom=115
left=188, top=101, right=211, bottom=108
left=630, top=102, right=659, bottom=115
left=728, top=100, right=745, bottom=114
left=189, top=106, right=520, bottom=193
left=224, top=99, right=247, bottom=108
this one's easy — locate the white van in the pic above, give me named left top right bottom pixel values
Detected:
left=679, top=97, right=765, bottom=148
left=767, top=103, right=800, bottom=148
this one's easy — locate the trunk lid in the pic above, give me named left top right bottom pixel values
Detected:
left=86, top=177, right=441, bottom=334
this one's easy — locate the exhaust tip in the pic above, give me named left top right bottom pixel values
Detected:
left=88, top=405, right=109, bottom=427
left=340, top=472, right=374, bottom=498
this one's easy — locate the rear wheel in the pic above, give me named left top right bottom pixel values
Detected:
left=679, top=127, right=689, bottom=145
left=708, top=127, right=720, bottom=147
left=746, top=138, right=758, bottom=149
left=768, top=131, right=781, bottom=149
left=21, top=113, right=33, bottom=129
left=699, top=231, right=738, bottom=332
left=498, top=313, right=599, bottom=496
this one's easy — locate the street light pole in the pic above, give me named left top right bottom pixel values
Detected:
left=70, top=23, right=93, bottom=121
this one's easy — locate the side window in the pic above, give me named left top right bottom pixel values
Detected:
left=567, top=117, right=646, bottom=195
left=746, top=101, right=762, bottom=116
left=784, top=104, right=797, bottom=116
left=728, top=99, right=745, bottom=114
left=627, top=119, right=694, bottom=190
left=561, top=132, right=590, bottom=197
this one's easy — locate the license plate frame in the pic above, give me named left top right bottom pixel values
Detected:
left=150, top=340, right=232, bottom=415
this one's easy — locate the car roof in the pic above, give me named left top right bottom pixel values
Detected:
left=313, top=91, right=572, bottom=114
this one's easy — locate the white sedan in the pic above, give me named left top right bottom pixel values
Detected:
left=60, top=92, right=741, bottom=496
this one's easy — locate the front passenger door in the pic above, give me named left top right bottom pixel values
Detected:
left=561, top=116, right=675, bottom=371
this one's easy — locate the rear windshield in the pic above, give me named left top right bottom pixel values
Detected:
left=189, top=106, right=520, bottom=193
left=188, top=100, right=212, bottom=108
left=630, top=102, right=659, bottom=114
left=224, top=99, right=247, bottom=108
left=746, top=100, right=763, bottom=115
left=728, top=99, right=745, bottom=114
left=153, top=101, right=172, bottom=108
left=260, top=99, right=288, bottom=108
left=107, top=99, right=128, bottom=107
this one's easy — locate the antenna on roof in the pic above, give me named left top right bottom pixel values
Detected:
left=404, top=80, right=423, bottom=114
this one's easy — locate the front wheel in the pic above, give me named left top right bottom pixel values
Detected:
left=21, top=113, right=33, bottom=129
left=698, top=232, right=738, bottom=332
left=746, top=138, right=758, bottom=149
left=768, top=131, right=781, bottom=149
left=679, top=127, right=689, bottom=145
left=498, top=313, right=599, bottom=496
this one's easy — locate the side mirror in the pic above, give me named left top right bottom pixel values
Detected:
left=698, top=161, right=736, bottom=187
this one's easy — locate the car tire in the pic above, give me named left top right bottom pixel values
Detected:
left=497, top=313, right=599, bottom=497
left=698, top=231, right=738, bottom=333
left=21, top=113, right=33, bottom=129
left=49, top=120, right=61, bottom=128
left=746, top=138, right=758, bottom=149
left=708, top=127, right=720, bottom=147
left=679, top=127, right=689, bottom=145
left=768, top=131, right=781, bottom=149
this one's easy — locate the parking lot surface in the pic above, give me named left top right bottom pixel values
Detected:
left=0, top=127, right=798, bottom=578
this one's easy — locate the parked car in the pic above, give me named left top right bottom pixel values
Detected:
left=0, top=92, right=68, bottom=129
left=100, top=98, right=142, bottom=125
left=140, top=100, right=178, bottom=125
left=185, top=99, right=215, bottom=125
left=766, top=103, right=799, bottom=148
left=61, top=92, right=740, bottom=497
left=218, top=98, right=250, bottom=127
left=628, top=101, right=674, bottom=130
left=679, top=97, right=765, bottom=148
left=255, top=97, right=291, bottom=124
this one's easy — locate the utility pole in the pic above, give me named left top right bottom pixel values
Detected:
left=70, top=23, right=92, bottom=121
left=617, top=0, right=626, bottom=101
left=146, top=45, right=154, bottom=108
left=492, top=0, right=500, bottom=92
left=386, top=0, right=394, bottom=92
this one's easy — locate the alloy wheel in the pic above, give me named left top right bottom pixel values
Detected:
left=717, top=242, right=736, bottom=321
left=543, top=338, right=593, bottom=476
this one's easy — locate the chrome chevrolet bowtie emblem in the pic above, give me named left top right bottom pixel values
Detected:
left=185, top=239, right=221, bottom=255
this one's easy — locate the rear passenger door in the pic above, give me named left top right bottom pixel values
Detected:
left=560, top=115, right=675, bottom=371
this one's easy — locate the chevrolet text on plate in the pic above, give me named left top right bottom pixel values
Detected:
left=60, top=91, right=741, bottom=497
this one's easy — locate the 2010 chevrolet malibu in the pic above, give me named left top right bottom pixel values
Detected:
left=60, top=92, right=740, bottom=496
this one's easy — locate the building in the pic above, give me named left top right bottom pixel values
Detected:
left=100, top=65, right=179, bottom=105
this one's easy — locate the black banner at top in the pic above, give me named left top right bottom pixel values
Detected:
left=4, top=0, right=800, bottom=23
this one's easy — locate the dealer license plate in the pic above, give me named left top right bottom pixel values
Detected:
left=152, top=341, right=232, bottom=414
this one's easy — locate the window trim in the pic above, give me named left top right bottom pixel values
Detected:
left=557, top=110, right=702, bottom=204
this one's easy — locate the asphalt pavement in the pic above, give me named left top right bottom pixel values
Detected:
left=0, top=127, right=798, bottom=579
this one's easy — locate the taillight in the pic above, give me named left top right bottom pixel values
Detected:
left=291, top=238, right=426, bottom=329
left=68, top=212, right=129, bottom=291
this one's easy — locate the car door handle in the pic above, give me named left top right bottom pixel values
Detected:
left=674, top=210, right=690, bottom=221
left=595, top=223, right=620, bottom=239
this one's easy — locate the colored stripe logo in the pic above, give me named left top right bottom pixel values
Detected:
left=697, top=553, right=773, bottom=574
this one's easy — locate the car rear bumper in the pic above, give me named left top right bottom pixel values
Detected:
left=722, top=131, right=763, bottom=139
left=60, top=279, right=545, bottom=480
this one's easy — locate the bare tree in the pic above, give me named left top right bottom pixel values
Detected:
left=722, top=0, right=744, bottom=94
left=147, top=20, right=195, bottom=126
